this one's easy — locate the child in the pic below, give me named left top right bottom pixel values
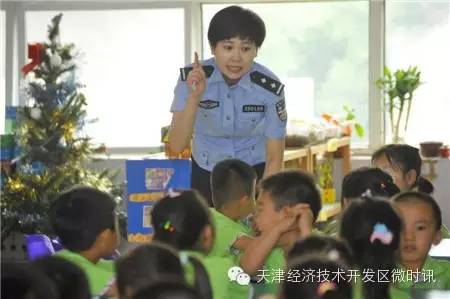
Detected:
left=49, top=186, right=118, bottom=296
left=169, top=5, right=287, bottom=205
left=241, top=170, right=322, bottom=296
left=33, top=255, right=91, bottom=299
left=321, top=167, right=400, bottom=236
left=372, top=144, right=434, bottom=193
left=392, top=191, right=450, bottom=289
left=340, top=197, right=410, bottom=299
left=151, top=190, right=236, bottom=299
left=288, top=235, right=354, bottom=268
left=209, top=158, right=257, bottom=258
left=115, top=242, right=185, bottom=298
left=282, top=256, right=352, bottom=299
left=131, top=280, right=201, bottom=299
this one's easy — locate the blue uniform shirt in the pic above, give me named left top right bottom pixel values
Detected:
left=171, top=57, right=287, bottom=172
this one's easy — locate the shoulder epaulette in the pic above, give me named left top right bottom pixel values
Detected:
left=250, top=71, right=284, bottom=96
left=179, top=65, right=215, bottom=81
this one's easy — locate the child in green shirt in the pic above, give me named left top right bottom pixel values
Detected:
left=49, top=186, right=118, bottom=297
left=393, top=191, right=450, bottom=290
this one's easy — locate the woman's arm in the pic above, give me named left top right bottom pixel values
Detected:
left=263, top=138, right=285, bottom=178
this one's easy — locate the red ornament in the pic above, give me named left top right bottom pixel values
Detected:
left=21, top=43, right=44, bottom=75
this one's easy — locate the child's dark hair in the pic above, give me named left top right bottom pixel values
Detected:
left=1, top=262, right=58, bottom=299
left=152, top=190, right=213, bottom=299
left=33, top=256, right=91, bottom=299
left=211, top=159, right=256, bottom=209
left=49, top=186, right=116, bottom=252
left=289, top=235, right=354, bottom=268
left=340, top=198, right=401, bottom=299
left=131, top=280, right=201, bottom=299
left=372, top=144, right=434, bottom=193
left=208, top=5, right=266, bottom=48
left=392, top=191, right=442, bottom=231
left=283, top=256, right=352, bottom=299
left=115, top=242, right=185, bottom=298
left=341, top=167, right=400, bottom=201
left=260, top=170, right=322, bottom=221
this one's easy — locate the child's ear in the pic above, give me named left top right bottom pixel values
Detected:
left=405, top=169, right=418, bottom=187
left=432, top=229, right=442, bottom=245
left=201, top=224, right=214, bottom=252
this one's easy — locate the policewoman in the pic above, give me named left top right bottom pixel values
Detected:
left=169, top=6, right=287, bottom=205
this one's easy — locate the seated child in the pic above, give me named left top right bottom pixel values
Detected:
left=209, top=159, right=257, bottom=259
left=115, top=242, right=185, bottom=298
left=32, top=255, right=91, bottom=299
left=282, top=256, right=352, bottom=299
left=49, top=186, right=118, bottom=296
left=392, top=191, right=450, bottom=290
left=152, top=190, right=236, bottom=299
left=131, top=280, right=201, bottom=299
left=340, top=197, right=411, bottom=299
left=321, top=167, right=400, bottom=236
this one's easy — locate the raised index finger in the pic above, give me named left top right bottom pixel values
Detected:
left=193, top=52, right=200, bottom=69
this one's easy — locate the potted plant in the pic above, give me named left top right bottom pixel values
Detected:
left=376, top=66, right=422, bottom=143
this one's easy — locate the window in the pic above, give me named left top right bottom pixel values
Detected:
left=386, top=1, right=450, bottom=144
left=26, top=9, right=185, bottom=148
left=203, top=2, right=369, bottom=146
left=1, top=10, right=5, bottom=134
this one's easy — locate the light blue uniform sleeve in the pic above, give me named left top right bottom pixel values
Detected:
left=170, top=77, right=190, bottom=112
left=264, top=92, right=287, bottom=139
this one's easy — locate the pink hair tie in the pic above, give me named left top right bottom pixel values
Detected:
left=370, top=223, right=393, bottom=245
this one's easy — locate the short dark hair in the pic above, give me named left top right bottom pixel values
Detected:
left=342, top=167, right=400, bottom=200
left=372, top=144, right=434, bottom=193
left=33, top=256, right=91, bottom=299
left=260, top=170, right=321, bottom=221
left=392, top=191, right=442, bottom=231
left=211, top=159, right=256, bottom=209
left=208, top=5, right=266, bottom=48
left=49, top=186, right=116, bottom=252
left=116, top=243, right=184, bottom=298
left=131, top=280, right=201, bottom=299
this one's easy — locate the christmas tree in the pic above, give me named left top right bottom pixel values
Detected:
left=1, top=14, right=122, bottom=240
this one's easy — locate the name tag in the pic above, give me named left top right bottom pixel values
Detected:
left=242, top=105, right=265, bottom=113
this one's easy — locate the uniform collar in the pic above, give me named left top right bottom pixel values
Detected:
left=207, top=58, right=253, bottom=91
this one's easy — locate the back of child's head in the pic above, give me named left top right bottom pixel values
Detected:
left=152, top=190, right=212, bottom=251
left=211, top=158, right=256, bottom=209
left=49, top=186, right=116, bottom=252
left=32, top=255, right=91, bottom=299
left=392, top=191, right=442, bottom=231
left=341, top=167, right=400, bottom=201
left=282, top=256, right=352, bottom=299
left=340, top=198, right=401, bottom=299
left=372, top=144, right=434, bottom=193
left=116, top=242, right=185, bottom=298
left=260, top=170, right=322, bottom=221
left=1, top=262, right=58, bottom=299
left=131, top=280, right=201, bottom=299
left=208, top=5, right=266, bottom=48
left=288, top=235, right=354, bottom=268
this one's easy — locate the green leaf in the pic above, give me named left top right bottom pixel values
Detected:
left=354, top=123, right=365, bottom=137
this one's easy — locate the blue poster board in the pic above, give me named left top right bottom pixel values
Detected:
left=126, top=159, right=191, bottom=242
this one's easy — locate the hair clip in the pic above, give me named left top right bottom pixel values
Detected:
left=361, top=189, right=372, bottom=198
left=370, top=222, right=393, bottom=245
left=380, top=182, right=386, bottom=189
left=179, top=252, right=189, bottom=265
left=327, top=249, right=340, bottom=261
left=167, top=188, right=181, bottom=198
left=317, top=281, right=337, bottom=296
left=161, top=220, right=176, bottom=233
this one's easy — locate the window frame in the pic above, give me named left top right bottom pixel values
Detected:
left=2, top=0, right=387, bottom=155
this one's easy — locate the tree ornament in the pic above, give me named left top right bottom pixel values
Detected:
left=50, top=53, right=62, bottom=67
left=30, top=107, right=42, bottom=120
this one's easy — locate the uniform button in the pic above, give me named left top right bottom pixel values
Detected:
left=226, top=116, right=231, bottom=120
left=227, top=94, right=231, bottom=98
left=251, top=146, right=255, bottom=150
left=252, top=119, right=256, bottom=122
left=203, top=114, right=207, bottom=118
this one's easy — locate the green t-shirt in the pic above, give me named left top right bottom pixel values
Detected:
left=352, top=275, right=412, bottom=299
left=253, top=248, right=285, bottom=297
left=209, top=208, right=251, bottom=260
left=56, top=249, right=114, bottom=296
left=395, top=257, right=450, bottom=290
left=183, top=251, right=250, bottom=299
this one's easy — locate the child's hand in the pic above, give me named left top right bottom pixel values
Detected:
left=287, top=203, right=313, bottom=237
left=187, top=52, right=206, bottom=99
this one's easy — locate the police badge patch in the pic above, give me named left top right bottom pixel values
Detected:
left=275, top=99, right=287, bottom=121
left=199, top=100, right=219, bottom=109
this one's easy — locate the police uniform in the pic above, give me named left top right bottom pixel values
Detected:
left=171, top=57, right=287, bottom=205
